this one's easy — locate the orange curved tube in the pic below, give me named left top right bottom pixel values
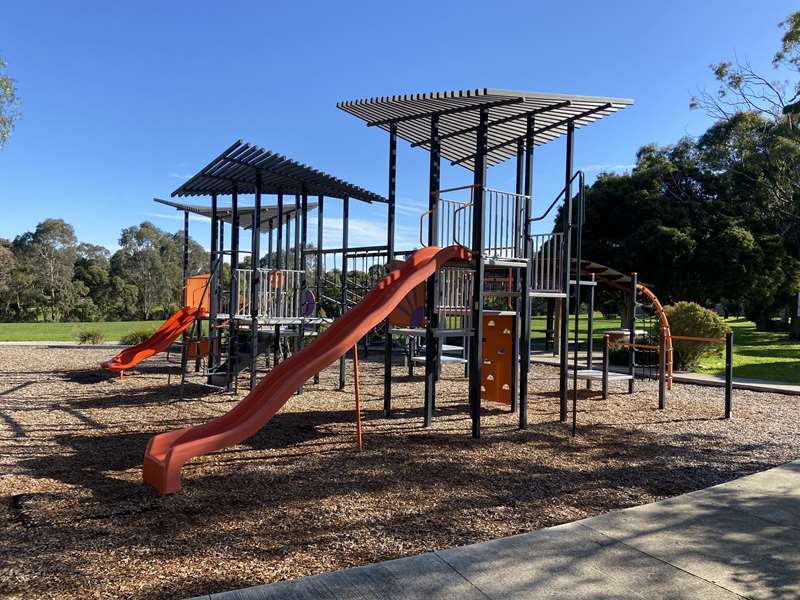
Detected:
left=637, top=284, right=673, bottom=389
left=143, top=245, right=471, bottom=495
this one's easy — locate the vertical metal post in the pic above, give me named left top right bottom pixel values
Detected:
left=424, top=114, right=440, bottom=427
left=384, top=124, right=397, bottom=416
left=179, top=210, right=190, bottom=398
left=571, top=173, right=584, bottom=436
left=586, top=274, right=595, bottom=389
left=228, top=186, right=239, bottom=391
left=628, top=272, right=637, bottom=394
left=658, top=328, right=667, bottom=409
left=314, top=195, right=324, bottom=384
left=250, top=176, right=262, bottom=391
left=209, top=193, right=219, bottom=375
left=559, top=121, right=574, bottom=421
left=724, top=330, right=733, bottom=418
left=298, top=189, right=308, bottom=390
left=339, top=196, right=349, bottom=390
left=518, top=114, right=534, bottom=430
left=468, top=108, right=489, bottom=439
left=267, top=219, right=273, bottom=269
left=510, top=139, right=523, bottom=414
left=294, top=194, right=301, bottom=271
left=273, top=192, right=284, bottom=368
left=602, top=334, right=609, bottom=400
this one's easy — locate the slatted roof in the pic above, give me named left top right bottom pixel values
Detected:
left=154, top=198, right=318, bottom=233
left=171, top=140, right=386, bottom=203
left=338, top=88, right=633, bottom=170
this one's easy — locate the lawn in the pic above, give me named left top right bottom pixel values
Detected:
left=695, top=318, right=800, bottom=384
left=530, top=314, right=800, bottom=385
left=0, top=320, right=157, bottom=342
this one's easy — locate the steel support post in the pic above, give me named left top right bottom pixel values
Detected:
left=274, top=192, right=285, bottom=370
left=209, top=193, right=219, bottom=376
left=725, top=331, right=733, bottom=418
left=586, top=274, right=595, bottom=390
left=518, top=114, right=535, bottom=429
left=383, top=124, right=397, bottom=416
left=559, top=122, right=575, bottom=421
left=424, top=115, right=440, bottom=427
left=228, top=186, right=239, bottom=391
left=250, top=177, right=262, bottom=391
left=571, top=173, right=584, bottom=436
left=628, top=272, right=637, bottom=393
left=339, top=196, right=349, bottom=390
left=659, top=328, right=667, bottom=409
left=509, top=140, right=523, bottom=414
left=602, top=334, right=610, bottom=400
left=468, top=108, right=489, bottom=439
left=179, top=210, right=190, bottom=398
left=314, top=195, right=324, bottom=384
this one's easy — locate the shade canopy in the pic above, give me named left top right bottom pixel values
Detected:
left=171, top=140, right=386, bottom=203
left=338, top=88, right=633, bottom=170
left=154, top=198, right=318, bottom=233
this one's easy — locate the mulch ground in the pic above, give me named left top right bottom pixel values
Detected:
left=0, top=345, right=798, bottom=599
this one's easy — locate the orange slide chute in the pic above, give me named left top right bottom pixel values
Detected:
left=101, top=306, right=202, bottom=374
left=143, top=245, right=470, bottom=495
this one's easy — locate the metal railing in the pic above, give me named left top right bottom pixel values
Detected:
left=484, top=188, right=527, bottom=260
left=529, top=233, right=564, bottom=294
left=420, top=185, right=528, bottom=261
left=420, top=185, right=475, bottom=249
left=233, top=268, right=304, bottom=319
left=435, top=266, right=474, bottom=331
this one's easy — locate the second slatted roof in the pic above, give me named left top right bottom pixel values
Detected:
left=154, top=198, right=318, bottom=233
left=171, top=140, right=387, bottom=203
left=338, top=88, right=633, bottom=170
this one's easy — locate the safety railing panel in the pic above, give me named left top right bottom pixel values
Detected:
left=435, top=266, right=474, bottom=331
left=529, top=232, right=564, bottom=294
left=233, top=268, right=304, bottom=319
left=421, top=185, right=528, bottom=261
left=483, top=188, right=526, bottom=260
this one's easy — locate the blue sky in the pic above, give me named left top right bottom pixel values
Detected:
left=0, top=1, right=794, bottom=254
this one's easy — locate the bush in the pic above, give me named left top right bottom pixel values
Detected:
left=663, top=301, right=730, bottom=370
left=120, top=327, right=157, bottom=346
left=76, top=328, right=105, bottom=345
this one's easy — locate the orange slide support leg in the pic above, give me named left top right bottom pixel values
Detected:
left=353, top=344, right=363, bottom=452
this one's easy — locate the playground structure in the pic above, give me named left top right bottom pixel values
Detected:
left=92, top=87, right=743, bottom=493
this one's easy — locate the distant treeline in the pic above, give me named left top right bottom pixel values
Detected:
left=0, top=219, right=208, bottom=322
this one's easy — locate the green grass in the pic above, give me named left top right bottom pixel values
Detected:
left=530, top=314, right=800, bottom=385
left=695, top=318, right=800, bottom=384
left=0, top=321, right=157, bottom=342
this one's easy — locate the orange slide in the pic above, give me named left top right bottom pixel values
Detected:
left=101, top=306, right=202, bottom=375
left=143, top=245, right=469, bottom=494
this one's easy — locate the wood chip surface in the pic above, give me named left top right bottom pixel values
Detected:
left=0, top=346, right=797, bottom=599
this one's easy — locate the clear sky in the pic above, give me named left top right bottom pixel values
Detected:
left=0, top=1, right=794, bottom=254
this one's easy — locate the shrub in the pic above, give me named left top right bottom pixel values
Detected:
left=120, top=327, right=157, bottom=346
left=664, top=301, right=730, bottom=370
left=76, top=329, right=105, bottom=345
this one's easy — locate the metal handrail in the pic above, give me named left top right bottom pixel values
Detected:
left=529, top=170, right=584, bottom=224
left=419, top=208, right=434, bottom=247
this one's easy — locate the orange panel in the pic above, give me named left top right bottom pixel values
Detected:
left=481, top=313, right=514, bottom=405
left=184, top=275, right=210, bottom=311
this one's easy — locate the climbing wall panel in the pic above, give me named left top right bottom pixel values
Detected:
left=481, top=312, right=514, bottom=405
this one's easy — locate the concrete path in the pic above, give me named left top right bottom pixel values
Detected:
left=190, top=460, right=800, bottom=599
left=531, top=352, right=800, bottom=395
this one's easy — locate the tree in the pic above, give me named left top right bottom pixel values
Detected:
left=111, top=222, right=208, bottom=319
left=0, top=57, right=19, bottom=148
left=13, top=219, right=79, bottom=321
